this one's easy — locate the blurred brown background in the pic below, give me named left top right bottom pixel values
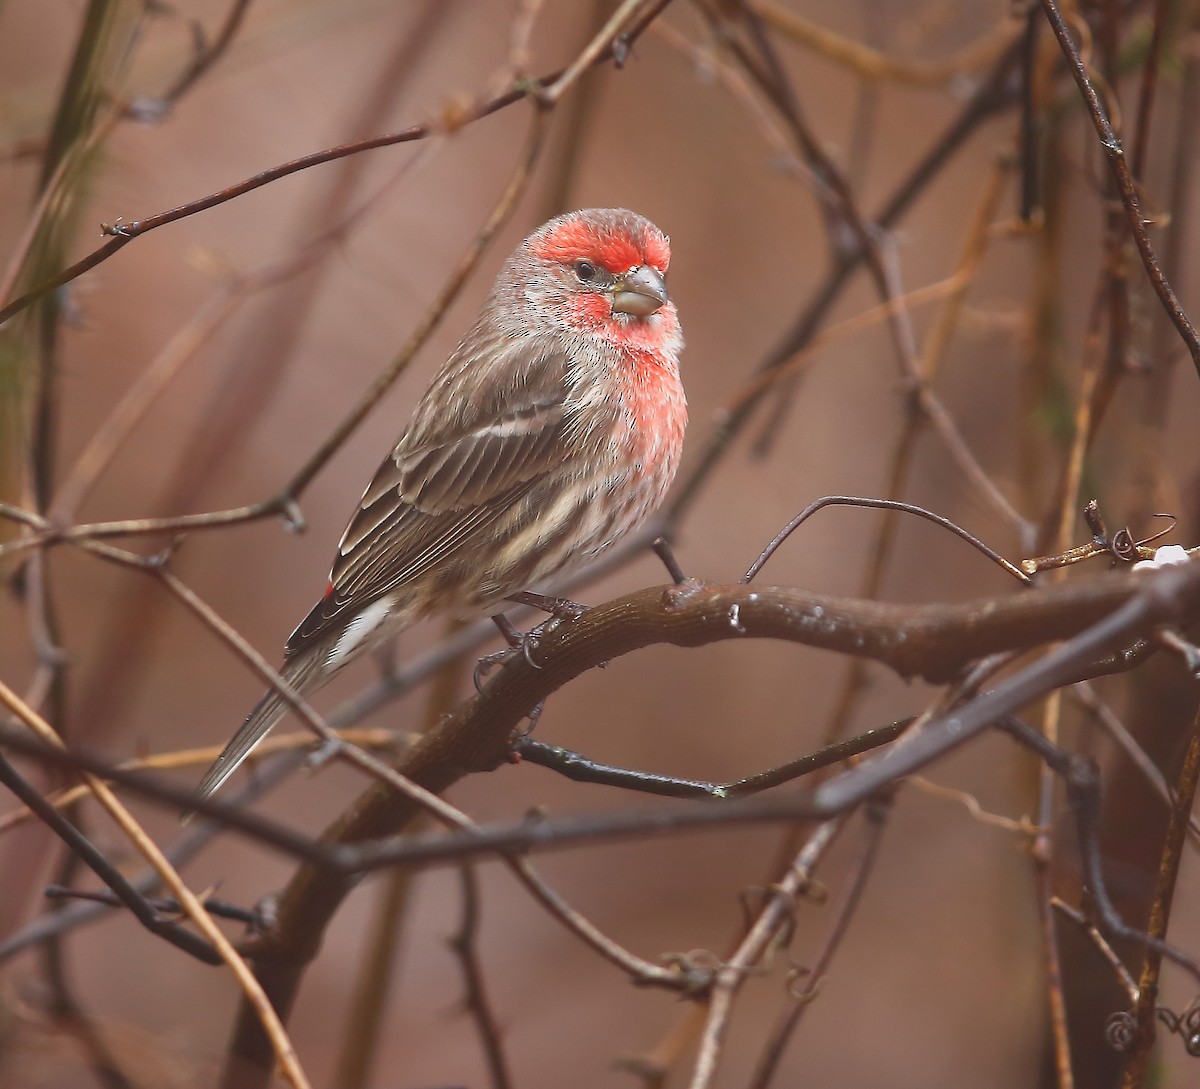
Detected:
left=3, top=1, right=1200, bottom=1086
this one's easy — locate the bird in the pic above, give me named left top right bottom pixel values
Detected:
left=194, top=207, right=687, bottom=802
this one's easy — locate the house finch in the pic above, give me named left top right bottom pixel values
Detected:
left=195, top=208, right=686, bottom=800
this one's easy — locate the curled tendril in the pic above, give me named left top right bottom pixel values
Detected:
left=1109, top=527, right=1137, bottom=563
left=1136, top=513, right=1178, bottom=549
left=1109, top=1002, right=1200, bottom=1057
left=1106, top=1010, right=1136, bottom=1051
left=1098, top=513, right=1177, bottom=565
left=1160, top=1002, right=1200, bottom=1056
left=1183, top=1003, right=1200, bottom=1055
left=786, top=965, right=823, bottom=1003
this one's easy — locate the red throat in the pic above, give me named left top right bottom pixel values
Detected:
left=566, top=294, right=681, bottom=356
left=624, top=352, right=686, bottom=442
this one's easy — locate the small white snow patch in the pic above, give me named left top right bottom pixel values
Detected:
left=1132, top=544, right=1192, bottom=572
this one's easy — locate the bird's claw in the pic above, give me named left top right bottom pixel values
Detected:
left=522, top=632, right=543, bottom=669
left=474, top=630, right=546, bottom=694
left=473, top=648, right=511, bottom=693
left=513, top=700, right=546, bottom=738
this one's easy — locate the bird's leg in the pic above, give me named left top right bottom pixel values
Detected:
left=489, top=589, right=590, bottom=676
left=473, top=610, right=553, bottom=692
left=473, top=614, right=526, bottom=692
left=491, top=612, right=525, bottom=648
left=506, top=589, right=588, bottom=621
left=505, top=589, right=595, bottom=670
left=473, top=613, right=548, bottom=733
left=474, top=586, right=591, bottom=698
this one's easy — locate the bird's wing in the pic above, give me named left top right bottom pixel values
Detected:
left=284, top=340, right=580, bottom=658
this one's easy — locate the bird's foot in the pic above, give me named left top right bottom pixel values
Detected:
left=474, top=614, right=547, bottom=693
left=473, top=645, right=511, bottom=692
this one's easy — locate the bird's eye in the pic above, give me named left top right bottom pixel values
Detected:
left=574, top=260, right=599, bottom=284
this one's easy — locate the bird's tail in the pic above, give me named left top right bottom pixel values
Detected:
left=192, top=651, right=325, bottom=804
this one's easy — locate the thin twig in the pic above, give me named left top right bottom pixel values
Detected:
left=1040, top=0, right=1200, bottom=374
left=49, top=153, right=428, bottom=521
left=1070, top=681, right=1200, bottom=847
left=0, top=727, right=402, bottom=836
left=513, top=719, right=909, bottom=800
left=450, top=864, right=514, bottom=1089
left=748, top=803, right=889, bottom=1089
left=1119, top=707, right=1200, bottom=1087
left=1051, top=898, right=1139, bottom=1003
left=0, top=748, right=304, bottom=961
left=749, top=1, right=1021, bottom=87
left=687, top=819, right=844, bottom=1089
left=139, top=0, right=254, bottom=111
left=0, top=678, right=312, bottom=1089
left=0, top=0, right=668, bottom=327
left=667, top=34, right=1024, bottom=521
left=742, top=496, right=1031, bottom=586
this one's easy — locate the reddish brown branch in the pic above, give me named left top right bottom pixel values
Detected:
left=213, top=559, right=1200, bottom=1080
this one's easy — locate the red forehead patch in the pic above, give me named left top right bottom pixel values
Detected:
left=529, top=213, right=671, bottom=274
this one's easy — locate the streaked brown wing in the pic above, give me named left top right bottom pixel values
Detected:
left=284, top=341, right=576, bottom=658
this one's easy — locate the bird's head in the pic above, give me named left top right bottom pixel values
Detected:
left=516, top=208, right=682, bottom=359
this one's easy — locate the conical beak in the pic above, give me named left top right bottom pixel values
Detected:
left=611, top=265, right=668, bottom=317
